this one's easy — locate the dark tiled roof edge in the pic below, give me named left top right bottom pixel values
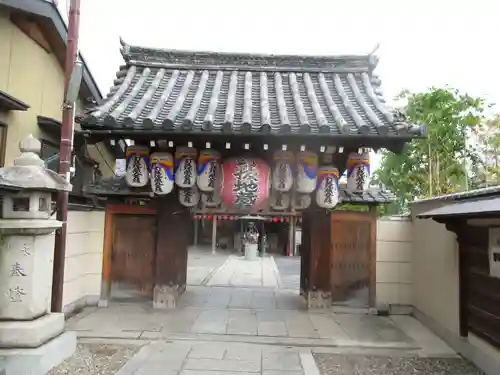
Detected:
left=119, top=38, right=379, bottom=73
left=412, top=185, right=500, bottom=204
left=84, top=177, right=395, bottom=204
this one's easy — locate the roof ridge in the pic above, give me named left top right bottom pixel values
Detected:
left=119, top=38, right=379, bottom=73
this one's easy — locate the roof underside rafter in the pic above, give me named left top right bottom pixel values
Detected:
left=81, top=39, right=426, bottom=139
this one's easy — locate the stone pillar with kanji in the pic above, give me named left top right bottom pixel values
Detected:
left=0, top=135, right=74, bottom=375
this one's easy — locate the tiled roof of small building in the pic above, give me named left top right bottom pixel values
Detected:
left=80, top=39, right=426, bottom=138
left=84, top=177, right=395, bottom=204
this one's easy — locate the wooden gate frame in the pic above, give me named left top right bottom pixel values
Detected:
left=330, top=209, right=377, bottom=308
left=99, top=204, right=157, bottom=305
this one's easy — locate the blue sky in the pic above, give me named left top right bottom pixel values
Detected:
left=57, top=0, right=499, bottom=168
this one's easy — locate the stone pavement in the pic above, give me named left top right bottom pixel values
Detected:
left=114, top=340, right=318, bottom=375
left=65, top=250, right=469, bottom=374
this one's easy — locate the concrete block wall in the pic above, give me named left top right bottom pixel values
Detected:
left=375, top=216, right=414, bottom=314
left=61, top=210, right=105, bottom=314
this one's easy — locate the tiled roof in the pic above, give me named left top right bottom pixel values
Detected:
left=80, top=40, right=426, bottom=138
left=412, top=185, right=500, bottom=204
left=418, top=196, right=500, bottom=219
left=84, top=177, right=395, bottom=204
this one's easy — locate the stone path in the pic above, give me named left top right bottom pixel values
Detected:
left=114, top=340, right=316, bottom=375
left=61, top=250, right=483, bottom=374
left=206, top=256, right=280, bottom=289
left=273, top=255, right=301, bottom=290
left=187, top=247, right=229, bottom=286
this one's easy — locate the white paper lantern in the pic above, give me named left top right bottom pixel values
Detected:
left=197, top=149, right=221, bottom=192
left=150, top=152, right=174, bottom=195
left=293, top=194, right=311, bottom=210
left=125, top=145, right=149, bottom=188
left=270, top=190, right=290, bottom=211
left=272, top=151, right=294, bottom=192
left=346, top=152, right=370, bottom=191
left=175, top=146, right=197, bottom=188
left=201, top=191, right=221, bottom=208
left=179, top=187, right=200, bottom=207
left=316, top=166, right=340, bottom=209
left=296, top=151, right=318, bottom=194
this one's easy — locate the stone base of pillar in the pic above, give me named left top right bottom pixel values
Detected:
left=305, top=290, right=332, bottom=309
left=153, top=284, right=185, bottom=309
left=0, top=330, right=76, bottom=375
left=0, top=313, right=64, bottom=348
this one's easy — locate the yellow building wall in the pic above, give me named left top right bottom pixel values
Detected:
left=0, top=8, right=113, bottom=176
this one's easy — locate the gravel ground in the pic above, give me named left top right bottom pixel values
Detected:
left=48, top=343, right=141, bottom=375
left=313, top=353, right=485, bottom=375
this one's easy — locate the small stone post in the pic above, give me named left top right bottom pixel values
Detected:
left=0, top=135, right=74, bottom=375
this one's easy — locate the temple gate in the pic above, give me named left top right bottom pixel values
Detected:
left=80, top=39, right=426, bottom=309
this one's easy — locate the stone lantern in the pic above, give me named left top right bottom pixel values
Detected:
left=0, top=135, right=74, bottom=375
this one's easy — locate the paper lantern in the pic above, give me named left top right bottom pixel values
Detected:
left=221, top=157, right=271, bottom=211
left=178, top=187, right=200, bottom=207
left=272, top=151, right=294, bottom=192
left=316, top=166, right=340, bottom=209
left=201, top=191, right=221, bottom=208
left=125, top=145, right=150, bottom=188
left=150, top=152, right=174, bottom=195
left=293, top=194, right=311, bottom=210
left=270, top=190, right=290, bottom=211
left=175, top=146, right=197, bottom=188
left=296, top=151, right=318, bottom=194
left=197, top=149, right=221, bottom=192
left=346, top=151, right=370, bottom=191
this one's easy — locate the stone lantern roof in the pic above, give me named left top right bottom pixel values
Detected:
left=0, top=135, right=72, bottom=193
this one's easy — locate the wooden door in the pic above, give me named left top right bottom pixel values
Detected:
left=330, top=211, right=375, bottom=307
left=111, top=214, right=156, bottom=301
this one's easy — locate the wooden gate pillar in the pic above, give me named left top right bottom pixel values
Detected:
left=153, top=196, right=191, bottom=309
left=301, top=208, right=332, bottom=309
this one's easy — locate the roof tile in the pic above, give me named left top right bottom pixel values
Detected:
left=81, top=41, right=425, bottom=138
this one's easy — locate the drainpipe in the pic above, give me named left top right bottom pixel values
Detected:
left=52, top=0, right=81, bottom=313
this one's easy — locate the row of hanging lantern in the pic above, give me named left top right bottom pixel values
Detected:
left=191, top=215, right=296, bottom=223
left=124, top=145, right=371, bottom=210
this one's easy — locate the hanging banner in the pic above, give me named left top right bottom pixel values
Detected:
left=178, top=186, right=200, bottom=207
left=201, top=191, right=221, bottom=208
left=197, top=149, right=221, bottom=192
left=316, top=165, right=340, bottom=209
left=272, top=150, right=294, bottom=192
left=150, top=152, right=174, bottom=195
left=293, top=194, right=311, bottom=210
left=296, top=151, right=318, bottom=194
left=221, top=157, right=270, bottom=211
left=346, top=151, right=370, bottom=191
left=269, top=190, right=290, bottom=211
left=125, top=145, right=150, bottom=188
left=175, top=146, right=197, bottom=188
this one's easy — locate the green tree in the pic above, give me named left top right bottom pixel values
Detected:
left=472, top=114, right=500, bottom=187
left=373, top=87, right=488, bottom=213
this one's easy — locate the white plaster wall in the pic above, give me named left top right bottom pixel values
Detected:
left=61, top=210, right=104, bottom=313
left=375, top=216, right=413, bottom=313
left=410, top=201, right=459, bottom=335
left=410, top=200, right=500, bottom=375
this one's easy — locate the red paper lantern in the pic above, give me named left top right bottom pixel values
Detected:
left=207, top=215, right=212, bottom=220
left=221, top=157, right=270, bottom=211
left=285, top=217, right=290, bottom=223
left=273, top=217, right=278, bottom=223
left=280, top=217, right=284, bottom=222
